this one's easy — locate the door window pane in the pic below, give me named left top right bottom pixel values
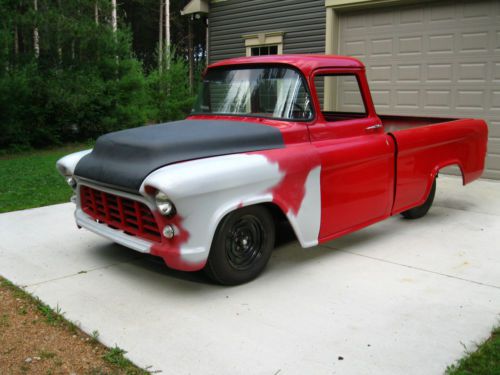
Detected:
left=314, top=74, right=366, bottom=115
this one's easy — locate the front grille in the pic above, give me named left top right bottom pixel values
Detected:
left=80, top=185, right=162, bottom=243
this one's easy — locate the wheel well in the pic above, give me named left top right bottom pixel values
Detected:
left=213, top=202, right=298, bottom=249
left=259, top=202, right=298, bottom=246
left=260, top=202, right=287, bottom=223
left=435, top=163, right=465, bottom=185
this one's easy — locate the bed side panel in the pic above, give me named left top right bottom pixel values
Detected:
left=391, top=119, right=488, bottom=214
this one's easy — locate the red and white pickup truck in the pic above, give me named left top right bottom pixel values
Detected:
left=57, top=55, right=488, bottom=285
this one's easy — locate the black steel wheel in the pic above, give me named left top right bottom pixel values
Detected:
left=205, top=206, right=275, bottom=285
left=401, top=178, right=436, bottom=219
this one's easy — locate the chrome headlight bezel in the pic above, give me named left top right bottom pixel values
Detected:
left=66, top=176, right=77, bottom=189
left=155, top=191, right=176, bottom=217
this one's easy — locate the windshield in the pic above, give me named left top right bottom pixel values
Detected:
left=192, top=66, right=313, bottom=120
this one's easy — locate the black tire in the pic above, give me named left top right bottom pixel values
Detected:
left=205, top=206, right=275, bottom=285
left=401, top=178, right=436, bottom=219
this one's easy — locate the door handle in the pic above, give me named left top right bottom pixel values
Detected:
left=365, top=124, right=383, bottom=132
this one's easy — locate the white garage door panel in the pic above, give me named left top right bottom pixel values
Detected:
left=339, top=0, right=500, bottom=179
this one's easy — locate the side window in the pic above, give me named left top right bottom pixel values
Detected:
left=314, top=74, right=366, bottom=120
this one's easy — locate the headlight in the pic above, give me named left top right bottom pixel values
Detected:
left=66, top=176, right=77, bottom=189
left=155, top=191, right=176, bottom=217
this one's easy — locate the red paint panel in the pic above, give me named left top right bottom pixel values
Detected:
left=207, top=54, right=364, bottom=78
left=391, top=119, right=488, bottom=214
left=80, top=185, right=203, bottom=271
left=250, top=146, right=321, bottom=215
left=150, top=213, right=202, bottom=272
left=188, top=114, right=310, bottom=145
left=80, top=186, right=162, bottom=243
left=315, top=134, right=395, bottom=239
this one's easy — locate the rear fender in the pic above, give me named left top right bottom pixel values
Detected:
left=391, top=119, right=487, bottom=214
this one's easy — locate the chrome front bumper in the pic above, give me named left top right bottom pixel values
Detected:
left=75, top=208, right=152, bottom=254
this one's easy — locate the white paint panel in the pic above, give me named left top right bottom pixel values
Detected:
left=339, top=0, right=500, bottom=178
left=140, top=153, right=323, bottom=264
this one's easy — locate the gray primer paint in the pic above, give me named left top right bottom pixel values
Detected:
left=74, top=120, right=285, bottom=192
left=209, top=0, right=326, bottom=62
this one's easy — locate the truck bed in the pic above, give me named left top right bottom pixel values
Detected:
left=381, top=114, right=458, bottom=133
left=381, top=114, right=488, bottom=215
left=321, top=112, right=459, bottom=131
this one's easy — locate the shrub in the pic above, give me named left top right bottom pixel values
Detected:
left=147, top=51, right=196, bottom=124
left=0, top=2, right=199, bottom=151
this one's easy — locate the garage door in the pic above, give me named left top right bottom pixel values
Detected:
left=339, top=0, right=500, bottom=179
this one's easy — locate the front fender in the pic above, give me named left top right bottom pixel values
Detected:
left=140, top=148, right=322, bottom=268
left=56, top=149, right=92, bottom=176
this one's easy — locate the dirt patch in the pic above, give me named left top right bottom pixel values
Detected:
left=0, top=278, right=147, bottom=374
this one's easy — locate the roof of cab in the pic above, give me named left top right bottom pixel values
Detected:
left=207, top=54, right=365, bottom=75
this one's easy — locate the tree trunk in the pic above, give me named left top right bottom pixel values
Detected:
left=33, top=0, right=40, bottom=58
left=205, top=17, right=209, bottom=65
left=95, top=1, right=99, bottom=25
left=111, top=0, right=118, bottom=67
left=57, top=0, right=62, bottom=63
left=188, top=16, right=193, bottom=93
left=164, top=0, right=170, bottom=69
left=14, top=25, right=19, bottom=56
left=165, top=0, right=170, bottom=50
left=111, top=0, right=117, bottom=33
left=158, top=0, right=163, bottom=71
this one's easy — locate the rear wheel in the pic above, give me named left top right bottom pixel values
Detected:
left=205, top=206, right=275, bottom=285
left=401, top=178, right=436, bottom=219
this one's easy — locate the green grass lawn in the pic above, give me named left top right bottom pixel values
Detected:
left=0, top=144, right=91, bottom=213
left=446, top=326, right=500, bottom=375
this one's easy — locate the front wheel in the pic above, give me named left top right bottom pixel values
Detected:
left=204, top=206, right=275, bottom=285
left=401, top=178, right=436, bottom=219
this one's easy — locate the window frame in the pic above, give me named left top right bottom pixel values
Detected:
left=310, top=69, right=374, bottom=123
left=242, top=32, right=284, bottom=57
left=250, top=45, right=279, bottom=56
left=192, top=64, right=316, bottom=123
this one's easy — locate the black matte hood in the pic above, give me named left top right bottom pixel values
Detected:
left=74, top=119, right=284, bottom=192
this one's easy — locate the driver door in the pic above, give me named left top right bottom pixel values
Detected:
left=308, top=69, right=396, bottom=240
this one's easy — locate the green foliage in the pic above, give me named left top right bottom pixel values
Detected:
left=37, top=302, right=65, bottom=325
left=147, top=50, right=195, bottom=123
left=0, top=1, right=197, bottom=150
left=0, top=143, right=91, bottom=213
left=103, top=346, right=148, bottom=374
left=446, top=326, right=500, bottom=375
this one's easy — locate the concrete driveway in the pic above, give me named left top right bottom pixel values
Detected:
left=1, top=175, right=499, bottom=375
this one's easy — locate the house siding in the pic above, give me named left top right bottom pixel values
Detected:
left=209, top=0, right=326, bottom=62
